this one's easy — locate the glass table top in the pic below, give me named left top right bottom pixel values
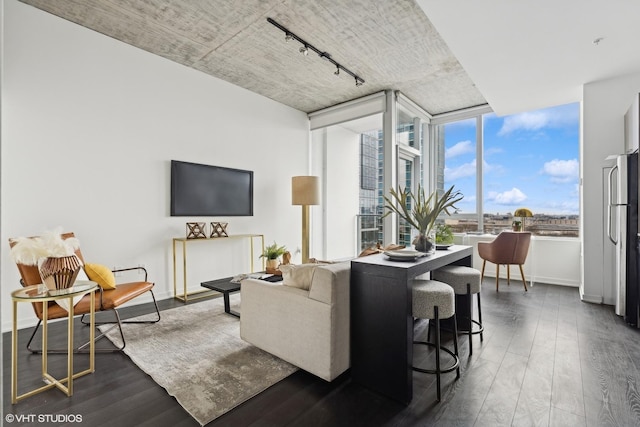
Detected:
left=12, top=280, right=98, bottom=301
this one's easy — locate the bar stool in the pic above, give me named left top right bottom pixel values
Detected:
left=412, top=279, right=460, bottom=402
left=432, top=265, right=483, bottom=356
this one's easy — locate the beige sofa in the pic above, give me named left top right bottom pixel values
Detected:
left=239, top=262, right=350, bottom=382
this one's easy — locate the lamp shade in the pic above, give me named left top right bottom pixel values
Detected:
left=292, top=176, right=320, bottom=206
left=514, top=208, right=533, bottom=217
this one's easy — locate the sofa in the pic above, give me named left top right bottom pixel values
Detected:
left=239, top=262, right=350, bottom=382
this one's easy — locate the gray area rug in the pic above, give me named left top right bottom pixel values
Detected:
left=99, top=294, right=297, bottom=426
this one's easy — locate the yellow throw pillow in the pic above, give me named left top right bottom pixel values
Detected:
left=84, top=263, right=116, bottom=290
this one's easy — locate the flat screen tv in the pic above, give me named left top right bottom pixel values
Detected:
left=170, top=160, right=253, bottom=216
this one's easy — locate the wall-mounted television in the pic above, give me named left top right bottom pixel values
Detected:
left=170, top=160, right=253, bottom=216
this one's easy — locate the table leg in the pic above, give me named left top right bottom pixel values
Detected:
left=12, top=300, right=18, bottom=404
left=67, top=296, right=74, bottom=396
left=224, top=293, right=240, bottom=318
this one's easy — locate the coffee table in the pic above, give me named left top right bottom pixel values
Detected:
left=200, top=278, right=240, bottom=317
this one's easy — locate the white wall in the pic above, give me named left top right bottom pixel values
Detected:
left=1, top=1, right=310, bottom=331
left=581, top=72, right=640, bottom=303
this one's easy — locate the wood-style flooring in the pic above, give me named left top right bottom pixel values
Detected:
left=3, top=280, right=640, bottom=426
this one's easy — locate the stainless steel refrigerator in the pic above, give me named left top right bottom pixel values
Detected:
left=604, top=150, right=639, bottom=327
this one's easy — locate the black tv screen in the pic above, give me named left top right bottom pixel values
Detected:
left=170, top=160, right=253, bottom=216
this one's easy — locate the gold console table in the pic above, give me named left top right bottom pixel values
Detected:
left=172, top=234, right=264, bottom=302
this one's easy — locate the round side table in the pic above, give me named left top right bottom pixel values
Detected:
left=11, top=280, right=98, bottom=403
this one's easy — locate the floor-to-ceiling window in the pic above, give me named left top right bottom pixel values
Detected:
left=434, top=102, right=580, bottom=236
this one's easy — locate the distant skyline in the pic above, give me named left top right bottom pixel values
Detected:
left=443, top=102, right=580, bottom=215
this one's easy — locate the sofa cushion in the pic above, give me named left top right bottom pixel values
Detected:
left=308, top=262, right=350, bottom=305
left=279, top=263, right=317, bottom=290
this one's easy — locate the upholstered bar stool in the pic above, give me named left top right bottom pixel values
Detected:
left=432, top=265, right=483, bottom=356
left=412, top=279, right=460, bottom=402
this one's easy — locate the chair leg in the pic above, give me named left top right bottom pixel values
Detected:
left=467, top=283, right=473, bottom=356
left=452, top=314, right=460, bottom=379
left=28, top=290, right=161, bottom=354
left=496, top=264, right=500, bottom=292
left=507, top=265, right=511, bottom=286
left=434, top=306, right=441, bottom=402
left=477, top=292, right=484, bottom=342
left=519, top=264, right=528, bottom=291
left=480, top=260, right=486, bottom=283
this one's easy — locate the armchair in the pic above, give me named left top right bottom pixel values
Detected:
left=477, top=231, right=531, bottom=291
left=9, top=232, right=160, bottom=353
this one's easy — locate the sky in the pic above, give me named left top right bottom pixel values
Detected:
left=443, top=102, right=580, bottom=215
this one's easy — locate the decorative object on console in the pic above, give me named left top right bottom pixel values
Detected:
left=358, top=242, right=406, bottom=257
left=186, top=222, right=207, bottom=239
left=513, top=207, right=533, bottom=231
left=209, top=222, right=229, bottom=238
left=9, top=227, right=82, bottom=292
left=260, top=241, right=287, bottom=271
left=383, top=185, right=462, bottom=254
left=292, top=176, right=320, bottom=263
left=511, top=220, right=522, bottom=232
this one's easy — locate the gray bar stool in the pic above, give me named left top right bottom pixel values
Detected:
left=432, top=265, right=484, bottom=356
left=412, top=279, right=460, bottom=402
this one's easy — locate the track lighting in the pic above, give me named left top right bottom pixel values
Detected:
left=267, top=17, right=365, bottom=87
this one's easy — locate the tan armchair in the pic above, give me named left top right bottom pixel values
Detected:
left=477, top=231, right=531, bottom=291
left=9, top=232, right=160, bottom=353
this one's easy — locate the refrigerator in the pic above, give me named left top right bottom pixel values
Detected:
left=604, top=149, right=639, bottom=327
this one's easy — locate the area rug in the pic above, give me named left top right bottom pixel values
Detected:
left=99, top=294, right=297, bottom=426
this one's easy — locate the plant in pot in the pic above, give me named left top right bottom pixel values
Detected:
left=260, top=242, right=287, bottom=270
left=435, top=223, right=454, bottom=245
left=383, top=185, right=463, bottom=253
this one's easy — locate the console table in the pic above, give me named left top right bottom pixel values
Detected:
left=172, top=234, right=264, bottom=302
left=350, top=245, right=473, bottom=404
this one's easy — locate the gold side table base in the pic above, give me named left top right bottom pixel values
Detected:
left=12, top=282, right=97, bottom=404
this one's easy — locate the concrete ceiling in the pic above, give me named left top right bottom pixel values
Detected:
left=417, top=0, right=640, bottom=116
left=19, top=0, right=488, bottom=115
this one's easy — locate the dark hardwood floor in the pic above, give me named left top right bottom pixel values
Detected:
left=3, top=280, right=640, bottom=426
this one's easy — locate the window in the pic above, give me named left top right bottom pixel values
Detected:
left=435, top=102, right=580, bottom=237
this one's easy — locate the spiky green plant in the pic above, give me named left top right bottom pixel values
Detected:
left=260, top=242, right=287, bottom=260
left=382, top=185, right=463, bottom=236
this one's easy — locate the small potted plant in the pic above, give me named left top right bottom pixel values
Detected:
left=260, top=242, right=287, bottom=270
left=435, top=223, right=454, bottom=245
left=512, top=220, right=522, bottom=232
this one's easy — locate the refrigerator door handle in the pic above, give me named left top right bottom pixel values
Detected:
left=608, top=164, right=619, bottom=244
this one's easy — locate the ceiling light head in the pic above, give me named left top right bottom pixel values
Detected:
left=593, top=37, right=604, bottom=45
left=334, top=67, right=340, bottom=76
left=299, top=45, right=309, bottom=56
left=285, top=33, right=294, bottom=42
left=355, top=78, right=363, bottom=87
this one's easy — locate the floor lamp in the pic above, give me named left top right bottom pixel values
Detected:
left=292, top=176, right=320, bottom=264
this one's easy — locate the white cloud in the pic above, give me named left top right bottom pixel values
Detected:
left=498, top=104, right=579, bottom=136
left=445, top=159, right=476, bottom=180
left=487, top=188, right=527, bottom=205
left=541, top=158, right=578, bottom=183
left=445, top=140, right=474, bottom=159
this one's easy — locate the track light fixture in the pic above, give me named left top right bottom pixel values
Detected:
left=267, top=17, right=365, bottom=87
